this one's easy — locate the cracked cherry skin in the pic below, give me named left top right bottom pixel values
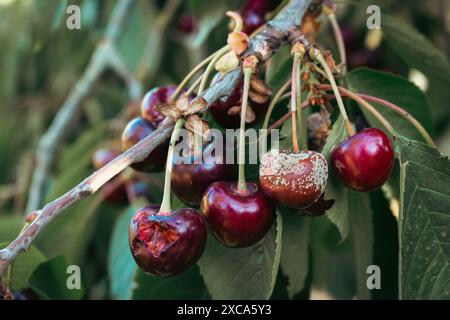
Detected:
left=171, top=142, right=236, bottom=207
left=129, top=205, right=207, bottom=277
left=259, top=149, right=328, bottom=209
left=140, top=86, right=178, bottom=125
left=331, top=128, right=394, bottom=192
left=201, top=182, right=275, bottom=248
left=122, top=117, right=169, bottom=172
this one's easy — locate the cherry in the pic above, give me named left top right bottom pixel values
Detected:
left=240, top=0, right=281, bottom=34
left=177, top=13, right=197, bottom=34
left=171, top=143, right=236, bottom=207
left=331, top=128, right=394, bottom=192
left=140, top=86, right=178, bottom=125
left=259, top=149, right=328, bottom=209
left=209, top=80, right=269, bottom=128
left=121, top=117, right=169, bottom=172
left=129, top=205, right=207, bottom=277
left=201, top=182, right=275, bottom=248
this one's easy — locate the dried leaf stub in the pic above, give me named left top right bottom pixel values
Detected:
left=155, top=103, right=181, bottom=120
left=176, top=94, right=191, bottom=113
left=227, top=31, right=249, bottom=56
left=227, top=105, right=241, bottom=116
left=245, top=105, right=256, bottom=123
left=215, top=51, right=240, bottom=74
left=250, top=78, right=273, bottom=96
left=185, top=115, right=210, bottom=139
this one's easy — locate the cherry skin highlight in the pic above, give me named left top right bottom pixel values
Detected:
left=121, top=117, right=169, bottom=172
left=259, top=149, right=328, bottom=209
left=201, top=182, right=275, bottom=248
left=331, top=128, right=394, bottom=192
left=129, top=205, right=207, bottom=277
left=171, top=143, right=236, bottom=207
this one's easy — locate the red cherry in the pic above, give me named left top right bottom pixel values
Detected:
left=140, top=86, right=178, bottom=125
left=172, top=143, right=236, bottom=207
left=209, top=79, right=269, bottom=128
left=121, top=117, right=169, bottom=172
left=129, top=205, right=207, bottom=277
left=241, top=10, right=265, bottom=34
left=201, top=182, right=275, bottom=248
left=240, top=0, right=281, bottom=34
left=331, top=128, right=394, bottom=192
left=259, top=149, right=328, bottom=209
left=93, top=149, right=128, bottom=204
left=177, top=13, right=197, bottom=34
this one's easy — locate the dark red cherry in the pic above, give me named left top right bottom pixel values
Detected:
left=129, top=205, right=207, bottom=277
left=331, top=128, right=394, bottom=192
left=177, top=13, right=197, bottom=34
left=259, top=149, right=328, bottom=209
left=93, top=149, right=128, bottom=204
left=121, top=117, right=168, bottom=172
left=140, top=86, right=178, bottom=125
left=209, top=79, right=269, bottom=129
left=241, top=10, right=265, bottom=34
left=240, top=0, right=281, bottom=34
left=201, top=182, right=275, bottom=248
left=172, top=143, right=236, bottom=207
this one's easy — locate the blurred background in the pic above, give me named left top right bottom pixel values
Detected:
left=0, top=0, right=449, bottom=300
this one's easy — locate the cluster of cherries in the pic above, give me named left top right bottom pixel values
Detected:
left=119, top=73, right=394, bottom=277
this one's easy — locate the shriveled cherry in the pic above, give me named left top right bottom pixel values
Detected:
left=121, top=117, right=168, bottom=172
left=331, top=128, right=394, bottom=192
left=259, top=149, right=328, bottom=209
left=172, top=143, right=236, bottom=207
left=201, top=182, right=274, bottom=248
left=129, top=205, right=207, bottom=277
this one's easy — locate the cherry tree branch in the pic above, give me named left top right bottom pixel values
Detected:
left=0, top=0, right=313, bottom=279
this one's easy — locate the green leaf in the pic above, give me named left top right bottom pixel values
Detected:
left=198, top=211, right=282, bottom=299
left=132, top=266, right=208, bottom=300
left=382, top=15, right=450, bottom=89
left=265, top=46, right=292, bottom=88
left=322, top=115, right=350, bottom=241
left=0, top=216, right=23, bottom=243
left=398, top=136, right=450, bottom=299
left=280, top=210, right=310, bottom=298
left=51, top=0, right=69, bottom=31
left=345, top=68, right=433, bottom=141
left=0, top=243, right=46, bottom=291
left=348, top=191, right=373, bottom=300
left=29, top=255, right=84, bottom=300
left=108, top=205, right=139, bottom=300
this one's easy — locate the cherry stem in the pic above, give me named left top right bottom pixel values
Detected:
left=294, top=53, right=304, bottom=149
left=237, top=67, right=254, bottom=194
left=312, top=49, right=354, bottom=136
left=226, top=11, right=243, bottom=32
left=320, top=85, right=437, bottom=148
left=262, top=80, right=291, bottom=131
left=321, top=85, right=397, bottom=137
left=159, top=119, right=186, bottom=214
left=198, top=46, right=230, bottom=95
left=291, top=55, right=300, bottom=153
left=170, top=46, right=227, bottom=102
left=327, top=13, right=347, bottom=74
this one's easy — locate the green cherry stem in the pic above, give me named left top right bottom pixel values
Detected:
left=198, top=46, right=230, bottom=95
left=159, top=118, right=186, bottom=214
left=327, top=12, right=347, bottom=74
left=311, top=48, right=354, bottom=136
left=170, top=46, right=227, bottom=102
left=237, top=60, right=256, bottom=194
left=290, top=54, right=300, bottom=153
left=262, top=80, right=291, bottom=131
